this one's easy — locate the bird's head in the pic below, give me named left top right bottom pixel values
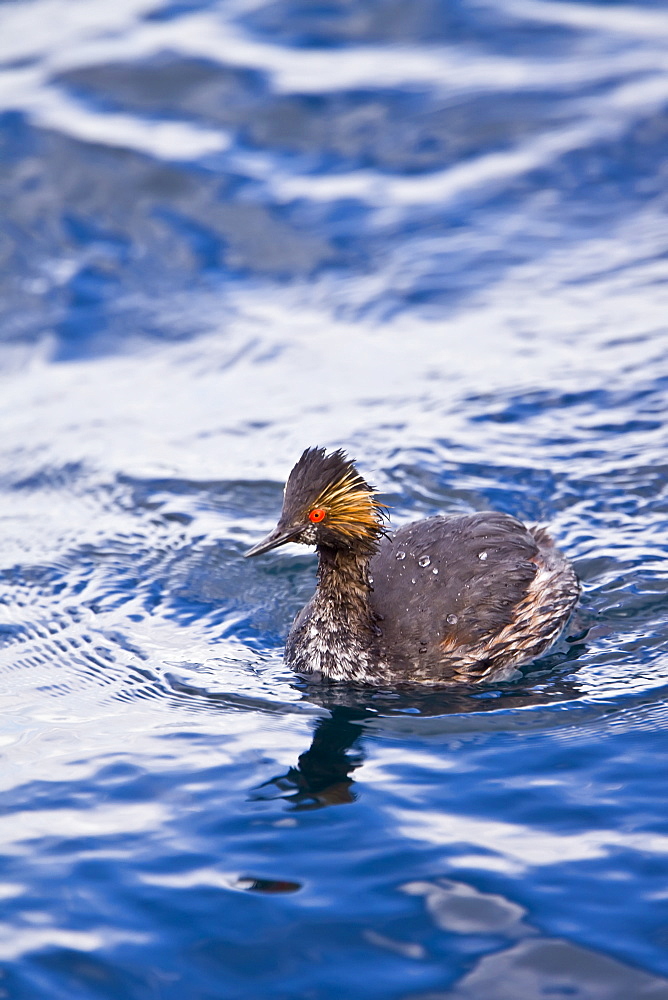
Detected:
left=244, top=447, right=386, bottom=558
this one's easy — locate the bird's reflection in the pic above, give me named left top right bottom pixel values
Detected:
left=254, top=639, right=587, bottom=810
left=254, top=707, right=369, bottom=809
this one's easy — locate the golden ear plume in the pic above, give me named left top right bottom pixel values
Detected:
left=312, top=468, right=388, bottom=544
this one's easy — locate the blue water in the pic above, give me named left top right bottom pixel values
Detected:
left=1, top=0, right=668, bottom=997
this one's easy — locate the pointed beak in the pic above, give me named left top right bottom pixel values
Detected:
left=244, top=524, right=302, bottom=558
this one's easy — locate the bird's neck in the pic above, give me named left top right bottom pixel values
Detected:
left=315, top=543, right=374, bottom=611
left=287, top=544, right=381, bottom=682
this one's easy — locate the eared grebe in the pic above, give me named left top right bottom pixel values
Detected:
left=245, top=448, right=579, bottom=685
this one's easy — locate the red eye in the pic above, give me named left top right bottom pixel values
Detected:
left=309, top=508, right=326, bottom=523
